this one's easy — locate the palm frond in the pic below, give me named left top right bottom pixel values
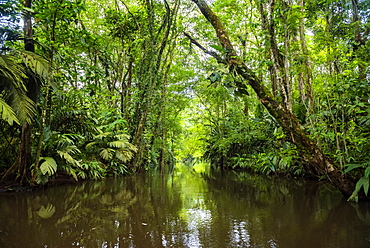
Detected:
left=0, top=96, right=19, bottom=125
left=57, top=149, right=80, bottom=165
left=114, top=133, right=130, bottom=140
left=86, top=141, right=97, bottom=149
left=95, top=132, right=111, bottom=140
left=11, top=92, right=35, bottom=124
left=100, top=148, right=115, bottom=160
left=116, top=150, right=135, bottom=163
left=0, top=53, right=36, bottom=125
left=18, top=50, right=49, bottom=80
left=108, top=140, right=130, bottom=149
left=126, top=143, right=138, bottom=152
left=0, top=54, right=27, bottom=86
left=56, top=134, right=82, bottom=151
left=59, top=144, right=81, bottom=154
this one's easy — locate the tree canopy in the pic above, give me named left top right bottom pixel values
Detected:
left=0, top=0, right=369, bottom=201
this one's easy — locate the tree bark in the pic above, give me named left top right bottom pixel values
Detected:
left=190, top=0, right=360, bottom=198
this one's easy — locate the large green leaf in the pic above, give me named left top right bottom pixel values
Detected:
left=348, top=176, right=370, bottom=202
left=0, top=54, right=35, bottom=124
left=344, top=164, right=363, bottom=174
left=11, top=93, right=35, bottom=124
left=40, top=157, right=58, bottom=176
left=365, top=167, right=370, bottom=178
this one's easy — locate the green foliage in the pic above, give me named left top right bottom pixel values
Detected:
left=345, top=162, right=370, bottom=202
left=1, top=0, right=369, bottom=202
left=0, top=53, right=36, bottom=125
left=34, top=157, right=57, bottom=185
left=85, top=128, right=137, bottom=175
left=18, top=50, right=49, bottom=80
left=0, top=96, right=19, bottom=125
left=39, top=157, right=57, bottom=176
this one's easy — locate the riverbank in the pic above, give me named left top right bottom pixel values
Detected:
left=0, top=175, right=78, bottom=193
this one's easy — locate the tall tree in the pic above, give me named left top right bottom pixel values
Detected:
left=189, top=0, right=364, bottom=198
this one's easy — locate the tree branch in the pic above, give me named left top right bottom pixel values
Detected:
left=190, top=0, right=362, bottom=199
left=183, top=32, right=226, bottom=64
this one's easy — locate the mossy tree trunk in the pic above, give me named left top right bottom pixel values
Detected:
left=190, top=0, right=360, bottom=198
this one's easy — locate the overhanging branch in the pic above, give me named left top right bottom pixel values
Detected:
left=183, top=32, right=226, bottom=64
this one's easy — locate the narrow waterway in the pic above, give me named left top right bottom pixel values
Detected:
left=1, top=167, right=369, bottom=248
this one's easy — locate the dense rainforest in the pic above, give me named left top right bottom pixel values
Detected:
left=0, top=0, right=369, bottom=201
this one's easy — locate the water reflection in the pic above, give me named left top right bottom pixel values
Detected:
left=0, top=167, right=370, bottom=248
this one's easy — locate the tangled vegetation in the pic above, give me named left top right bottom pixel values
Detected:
left=0, top=0, right=369, bottom=200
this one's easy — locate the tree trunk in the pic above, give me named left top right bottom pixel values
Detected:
left=190, top=0, right=360, bottom=198
left=2, top=0, right=34, bottom=184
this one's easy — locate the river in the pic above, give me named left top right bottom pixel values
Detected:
left=0, top=166, right=369, bottom=247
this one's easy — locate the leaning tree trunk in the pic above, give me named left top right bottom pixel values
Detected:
left=190, top=0, right=361, bottom=198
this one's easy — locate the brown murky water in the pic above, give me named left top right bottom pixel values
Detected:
left=0, top=168, right=369, bottom=248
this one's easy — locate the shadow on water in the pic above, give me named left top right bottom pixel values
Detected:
left=0, top=166, right=369, bottom=248
left=201, top=170, right=370, bottom=248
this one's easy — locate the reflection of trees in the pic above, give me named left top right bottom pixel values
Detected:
left=201, top=170, right=370, bottom=248
left=1, top=171, right=370, bottom=247
left=0, top=175, right=187, bottom=247
left=0, top=179, right=141, bottom=247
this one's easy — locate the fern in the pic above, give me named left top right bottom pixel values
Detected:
left=94, top=131, right=111, bottom=140
left=86, top=141, right=97, bottom=149
left=115, top=133, right=130, bottom=140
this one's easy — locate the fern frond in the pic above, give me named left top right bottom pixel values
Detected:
left=63, top=145, right=80, bottom=155
left=69, top=169, right=78, bottom=181
left=0, top=54, right=36, bottom=125
left=126, top=143, right=138, bottom=152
